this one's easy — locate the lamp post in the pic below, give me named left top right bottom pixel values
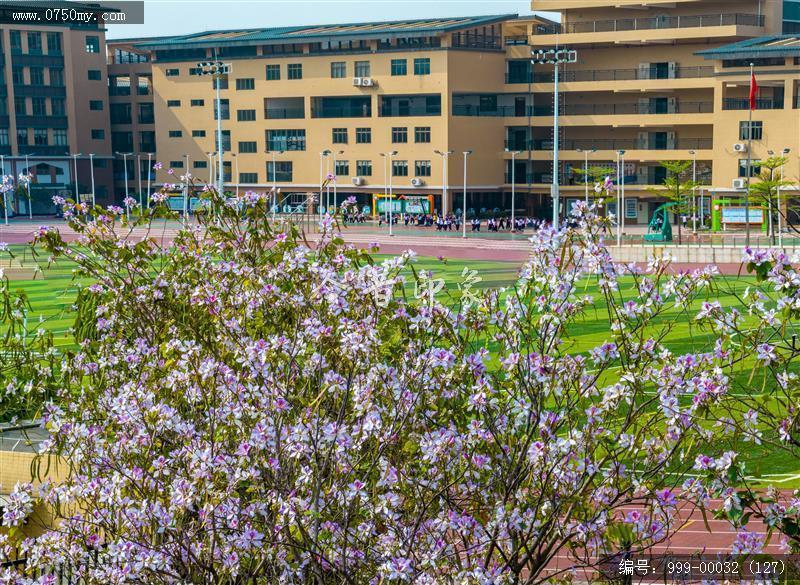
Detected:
left=379, top=151, right=397, bottom=236
left=779, top=147, right=791, bottom=246
left=207, top=151, right=215, bottom=186
left=689, top=150, right=697, bottom=234
left=462, top=150, right=472, bottom=239
left=232, top=153, right=239, bottom=197
left=88, top=153, right=96, bottom=208
left=320, top=150, right=331, bottom=214
left=434, top=149, right=454, bottom=215
left=1, top=154, right=6, bottom=225
left=116, top=151, right=132, bottom=218
left=331, top=150, right=344, bottom=215
left=508, top=149, right=521, bottom=228
left=616, top=150, right=626, bottom=246
left=576, top=147, right=596, bottom=205
left=267, top=150, right=283, bottom=222
left=146, top=153, right=152, bottom=209
left=71, top=152, right=81, bottom=203
left=197, top=60, right=231, bottom=197
left=183, top=153, right=190, bottom=220
left=532, top=47, right=578, bottom=227
left=24, top=153, right=33, bottom=219
left=137, top=153, right=143, bottom=208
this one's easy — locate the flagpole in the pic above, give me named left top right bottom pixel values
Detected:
left=745, top=62, right=754, bottom=248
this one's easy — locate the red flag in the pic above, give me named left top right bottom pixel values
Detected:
left=749, top=72, right=759, bottom=111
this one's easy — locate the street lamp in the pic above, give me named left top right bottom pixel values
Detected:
left=434, top=149, right=454, bottom=215
left=1, top=154, right=7, bottom=225
left=88, top=153, right=96, bottom=208
left=137, top=153, right=143, bottom=208
left=380, top=151, right=397, bottom=236
left=207, top=151, right=215, bottom=186
left=332, top=150, right=344, bottom=214
left=183, top=153, right=190, bottom=220
left=616, top=150, right=626, bottom=246
left=23, top=153, right=33, bottom=219
left=320, top=150, right=331, bottom=214
left=116, top=151, right=132, bottom=218
left=532, top=47, right=578, bottom=226
left=71, top=152, right=81, bottom=203
left=507, top=149, right=521, bottom=229
left=266, top=149, right=284, bottom=222
left=689, top=150, right=697, bottom=233
left=145, top=153, right=153, bottom=209
left=576, top=148, right=596, bottom=205
left=462, top=150, right=472, bottom=239
left=197, top=60, right=231, bottom=197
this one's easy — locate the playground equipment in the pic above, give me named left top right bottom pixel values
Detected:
left=644, top=202, right=677, bottom=242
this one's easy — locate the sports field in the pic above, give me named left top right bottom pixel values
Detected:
left=2, top=244, right=798, bottom=487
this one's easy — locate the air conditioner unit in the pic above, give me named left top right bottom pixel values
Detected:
left=352, top=177, right=364, bottom=186
left=411, top=178, right=425, bottom=187
left=352, top=77, right=363, bottom=86
left=732, top=178, right=747, bottom=189
left=733, top=143, right=748, bottom=153
left=361, top=77, right=375, bottom=87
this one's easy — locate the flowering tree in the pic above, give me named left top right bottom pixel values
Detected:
left=0, top=180, right=742, bottom=584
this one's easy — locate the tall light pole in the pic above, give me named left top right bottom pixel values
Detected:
left=1, top=154, right=7, bottom=225
left=508, top=149, right=521, bottom=228
left=197, top=60, right=230, bottom=197
left=71, top=152, right=81, bottom=202
left=267, top=150, right=283, bottom=221
left=116, top=152, right=132, bottom=218
left=183, top=153, right=190, bottom=220
left=24, top=153, right=33, bottom=219
left=461, top=150, right=472, bottom=239
left=232, top=153, right=239, bottom=197
left=434, top=149, right=454, bottom=215
left=320, top=150, right=331, bottom=213
left=379, top=151, right=397, bottom=236
left=533, top=47, right=578, bottom=227
left=689, top=150, right=697, bottom=234
left=577, top=148, right=596, bottom=205
left=332, top=150, right=344, bottom=214
left=207, top=151, right=215, bottom=186
left=136, top=153, right=143, bottom=208
left=146, top=153, right=153, bottom=209
left=616, top=150, right=626, bottom=246
left=89, top=153, right=96, bottom=208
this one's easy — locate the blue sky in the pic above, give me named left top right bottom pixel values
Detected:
left=106, top=0, right=557, bottom=39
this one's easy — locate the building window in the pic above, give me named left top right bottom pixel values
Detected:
left=33, top=128, right=48, bottom=146
left=9, top=31, right=20, bottom=53
left=110, top=103, right=131, bottom=123
left=53, top=129, right=68, bottom=146
left=31, top=97, right=46, bottom=116
left=287, top=63, right=302, bottom=80
left=356, top=160, right=372, bottom=176
left=191, top=99, right=205, bottom=106
left=167, top=99, right=181, bottom=107
left=215, top=130, right=231, bottom=152
left=266, top=64, right=280, bottom=80
left=236, top=78, right=255, bottom=90
left=14, top=96, right=26, bottom=115
left=12, top=67, right=24, bottom=85
left=331, top=62, right=346, bottom=78
left=356, top=127, right=371, bottom=144
left=414, top=58, right=431, bottom=75
left=89, top=100, right=104, bottom=111
left=88, top=69, right=102, bottom=81
left=240, top=172, right=258, bottom=183
left=169, top=130, right=183, bottom=138
left=51, top=98, right=65, bottom=116
left=166, top=68, right=179, bottom=77
left=392, top=160, right=409, bottom=177
left=391, top=59, right=407, bottom=76
left=170, top=160, right=184, bottom=168
left=85, top=36, right=100, bottom=53
left=239, top=141, right=257, bottom=153
left=0, top=129, right=8, bottom=146
left=17, top=128, right=28, bottom=146
left=213, top=77, right=228, bottom=90
left=192, top=130, right=206, bottom=137
left=237, top=109, right=256, bottom=121
left=266, top=129, right=306, bottom=151
left=392, top=127, right=408, bottom=143
left=189, top=67, right=201, bottom=76
left=214, top=99, right=230, bottom=120
left=739, top=159, right=762, bottom=177
left=194, top=160, right=208, bottom=169
left=414, top=126, right=431, bottom=143
left=355, top=61, right=370, bottom=77
left=46, top=32, right=61, bottom=55
left=267, top=161, right=293, bottom=182
left=739, top=121, right=763, bottom=141
left=415, top=160, right=432, bottom=177
left=29, top=67, right=44, bottom=85
left=49, top=68, right=63, bottom=86
left=332, top=128, right=348, bottom=144
left=27, top=32, right=42, bottom=54
left=334, top=160, right=349, bottom=176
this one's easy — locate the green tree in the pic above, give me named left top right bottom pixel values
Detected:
left=649, top=160, right=697, bottom=245
left=749, top=155, right=793, bottom=244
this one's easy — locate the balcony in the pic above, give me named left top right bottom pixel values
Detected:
left=13, top=84, right=66, bottom=97
left=454, top=101, right=713, bottom=117
left=723, top=98, right=784, bottom=110
left=19, top=145, right=69, bottom=155
left=15, top=115, right=68, bottom=129
left=139, top=142, right=156, bottom=153
left=109, top=86, right=131, bottom=96
left=265, top=107, right=305, bottom=119
left=10, top=53, right=63, bottom=67
left=379, top=104, right=441, bottom=116
left=559, top=13, right=763, bottom=34
left=508, top=66, right=715, bottom=84
left=505, top=138, right=713, bottom=151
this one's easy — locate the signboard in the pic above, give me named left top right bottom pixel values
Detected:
left=376, top=198, right=403, bottom=213
left=721, top=207, right=762, bottom=225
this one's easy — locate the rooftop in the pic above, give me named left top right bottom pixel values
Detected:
left=697, top=35, right=800, bottom=60
left=133, top=14, right=518, bottom=50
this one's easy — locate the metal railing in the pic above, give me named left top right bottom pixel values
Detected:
left=505, top=137, right=713, bottom=151
left=108, top=86, right=131, bottom=96
left=311, top=107, right=372, bottom=118
left=265, top=107, right=305, bottom=119
left=15, top=115, right=68, bottom=129
left=558, top=13, right=764, bottom=34
left=379, top=105, right=441, bottom=117
left=723, top=97, right=784, bottom=110
left=12, top=84, right=65, bottom=97
left=454, top=101, right=713, bottom=117
left=514, top=65, right=715, bottom=84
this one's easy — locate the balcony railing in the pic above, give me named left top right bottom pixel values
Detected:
left=454, top=101, right=713, bottom=117
left=723, top=98, right=784, bottom=110
left=558, top=13, right=764, bottom=34
left=504, top=35, right=529, bottom=46
left=15, top=115, right=68, bottom=129
left=109, top=86, right=131, bottom=96
left=311, top=107, right=371, bottom=118
left=505, top=138, right=713, bottom=151
left=265, top=107, right=305, bottom=119
left=139, top=143, right=156, bottom=153
left=506, top=65, right=715, bottom=84
left=13, top=84, right=66, bottom=97
left=19, top=145, right=68, bottom=155
left=379, top=105, right=441, bottom=117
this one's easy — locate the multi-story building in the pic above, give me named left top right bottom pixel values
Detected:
left=0, top=0, right=115, bottom=213
left=128, top=15, right=545, bottom=216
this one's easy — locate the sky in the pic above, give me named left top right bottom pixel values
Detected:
left=105, top=0, right=558, bottom=40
